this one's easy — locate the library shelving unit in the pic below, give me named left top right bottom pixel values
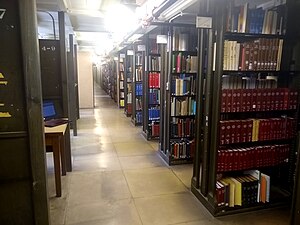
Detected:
left=159, top=25, right=198, bottom=165
left=124, top=48, right=134, bottom=117
left=191, top=0, right=300, bottom=217
left=111, top=59, right=118, bottom=102
left=131, top=44, right=144, bottom=126
left=143, top=36, right=162, bottom=139
left=118, top=53, right=125, bottom=108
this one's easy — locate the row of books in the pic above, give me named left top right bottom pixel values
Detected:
left=172, top=32, right=189, bottom=51
left=226, top=2, right=285, bottom=35
left=172, top=53, right=198, bottom=73
left=149, top=89, right=160, bottom=105
left=136, top=54, right=143, bottom=66
left=119, top=62, right=124, bottom=72
left=120, top=99, right=124, bottom=107
left=127, top=93, right=132, bottom=104
left=170, top=118, right=195, bottom=138
left=171, top=97, right=196, bottom=117
left=135, top=67, right=142, bottom=82
left=149, top=122, right=160, bottom=137
left=120, top=81, right=124, bottom=90
left=222, top=75, right=278, bottom=90
left=135, top=83, right=143, bottom=96
left=217, top=144, right=290, bottom=172
left=136, top=111, right=142, bottom=124
left=223, top=38, right=283, bottom=71
left=148, top=56, right=161, bottom=71
left=136, top=98, right=142, bottom=111
left=219, top=117, right=297, bottom=145
left=216, top=170, right=270, bottom=207
left=221, top=88, right=298, bottom=113
left=149, top=72, right=160, bottom=88
left=126, top=103, right=132, bottom=115
left=171, top=76, right=196, bottom=96
left=120, top=71, right=124, bottom=80
left=149, top=108, right=160, bottom=121
left=170, top=139, right=195, bottom=159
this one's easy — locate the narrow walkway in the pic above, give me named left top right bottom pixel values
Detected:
left=47, top=85, right=290, bottom=225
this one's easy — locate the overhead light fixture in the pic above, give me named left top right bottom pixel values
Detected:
left=161, top=0, right=197, bottom=19
left=127, top=33, right=143, bottom=42
left=86, top=0, right=102, bottom=10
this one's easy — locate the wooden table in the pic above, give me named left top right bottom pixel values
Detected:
left=45, top=124, right=67, bottom=197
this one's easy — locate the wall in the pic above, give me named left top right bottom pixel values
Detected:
left=77, top=51, right=94, bottom=108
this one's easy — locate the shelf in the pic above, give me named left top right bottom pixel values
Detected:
left=149, top=103, right=160, bottom=106
left=221, top=109, right=297, bottom=114
left=224, top=32, right=285, bottom=39
left=219, top=138, right=294, bottom=147
left=171, top=94, right=196, bottom=97
left=170, top=136, right=195, bottom=140
left=135, top=80, right=142, bottom=83
left=135, top=109, right=142, bottom=111
left=148, top=70, right=161, bottom=73
left=171, top=115, right=196, bottom=118
left=171, top=72, right=197, bottom=75
left=149, top=87, right=160, bottom=89
left=172, top=50, right=197, bottom=55
left=149, top=118, right=160, bottom=121
left=222, top=70, right=281, bottom=74
left=149, top=53, right=160, bottom=56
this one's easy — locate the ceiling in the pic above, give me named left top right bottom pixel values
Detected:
left=36, top=0, right=200, bottom=53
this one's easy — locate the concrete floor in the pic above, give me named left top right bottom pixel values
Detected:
left=47, top=85, right=290, bottom=225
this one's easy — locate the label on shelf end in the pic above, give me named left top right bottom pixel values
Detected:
left=196, top=16, right=212, bottom=29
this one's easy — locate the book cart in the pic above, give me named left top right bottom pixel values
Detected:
left=142, top=34, right=162, bottom=140
left=191, top=0, right=300, bottom=216
left=132, top=43, right=145, bottom=126
left=159, top=24, right=198, bottom=165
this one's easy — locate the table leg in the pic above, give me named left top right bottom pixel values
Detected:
left=53, top=138, right=61, bottom=197
left=60, top=136, right=66, bottom=176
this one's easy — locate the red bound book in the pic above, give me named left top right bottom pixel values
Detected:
left=220, top=121, right=226, bottom=145
left=241, top=89, right=247, bottom=112
left=149, top=73, right=153, bottom=88
left=240, top=44, right=246, bottom=70
left=244, top=148, right=249, bottom=169
left=225, top=121, right=232, bottom=144
left=244, top=42, right=251, bottom=70
left=278, top=88, right=284, bottom=110
left=266, top=89, right=272, bottom=111
left=233, top=149, right=239, bottom=171
left=217, top=150, right=222, bottom=172
left=251, top=89, right=257, bottom=111
left=232, top=89, right=237, bottom=112
left=246, top=89, right=252, bottom=111
left=261, top=90, right=267, bottom=111
left=227, top=90, right=233, bottom=112
left=156, top=73, right=160, bottom=88
left=241, top=120, right=248, bottom=143
left=274, top=89, right=280, bottom=110
left=256, top=89, right=262, bottom=111
left=267, top=119, right=273, bottom=140
left=228, top=149, right=234, bottom=171
left=289, top=91, right=294, bottom=110
left=236, top=121, right=242, bottom=143
left=271, top=145, right=276, bottom=166
left=258, top=119, right=265, bottom=141
left=247, top=119, right=253, bottom=142
left=231, top=121, right=236, bottom=144
left=239, top=148, right=244, bottom=170
left=293, top=91, right=298, bottom=109
left=236, top=89, right=241, bottom=112
left=221, top=90, right=227, bottom=113
left=250, top=147, right=255, bottom=168
left=283, top=88, right=290, bottom=110
left=270, top=89, right=276, bottom=110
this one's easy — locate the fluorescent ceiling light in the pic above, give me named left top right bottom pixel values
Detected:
left=161, top=0, right=197, bottom=19
left=86, top=0, right=102, bottom=10
left=127, top=33, right=143, bottom=42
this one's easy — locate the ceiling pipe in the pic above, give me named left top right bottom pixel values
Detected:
left=152, top=0, right=177, bottom=19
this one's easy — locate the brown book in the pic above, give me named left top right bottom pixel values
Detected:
left=221, top=90, right=227, bottom=113
left=220, top=121, right=227, bottom=145
left=227, top=90, right=233, bottom=112
left=256, top=89, right=262, bottom=111
left=225, top=121, right=232, bottom=144
left=244, top=42, right=251, bottom=70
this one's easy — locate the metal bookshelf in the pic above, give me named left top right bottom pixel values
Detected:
left=124, top=48, right=133, bottom=117
left=191, top=0, right=300, bottom=216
